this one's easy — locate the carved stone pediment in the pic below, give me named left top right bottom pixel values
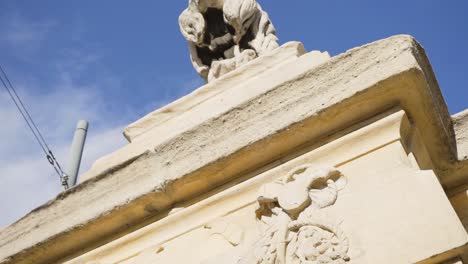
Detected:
left=203, top=165, right=350, bottom=264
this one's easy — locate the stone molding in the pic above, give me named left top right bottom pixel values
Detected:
left=122, top=41, right=308, bottom=143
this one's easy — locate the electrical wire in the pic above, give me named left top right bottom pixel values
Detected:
left=0, top=65, right=69, bottom=189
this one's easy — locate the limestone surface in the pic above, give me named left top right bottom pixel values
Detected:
left=123, top=41, right=309, bottom=143
left=1, top=35, right=468, bottom=264
left=68, top=111, right=468, bottom=264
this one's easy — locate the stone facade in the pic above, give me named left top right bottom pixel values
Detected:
left=1, top=35, right=468, bottom=263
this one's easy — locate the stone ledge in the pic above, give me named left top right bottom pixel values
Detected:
left=123, top=41, right=309, bottom=143
left=81, top=44, right=328, bottom=183
left=1, top=35, right=467, bottom=264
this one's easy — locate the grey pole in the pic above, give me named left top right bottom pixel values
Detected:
left=66, top=120, right=88, bottom=188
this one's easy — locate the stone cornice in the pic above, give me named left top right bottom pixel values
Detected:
left=1, top=35, right=467, bottom=264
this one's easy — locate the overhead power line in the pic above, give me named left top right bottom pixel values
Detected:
left=0, top=65, right=70, bottom=189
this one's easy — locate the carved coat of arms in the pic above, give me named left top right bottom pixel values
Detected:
left=248, top=165, right=350, bottom=264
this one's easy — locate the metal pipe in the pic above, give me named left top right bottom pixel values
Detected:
left=66, top=120, right=88, bottom=187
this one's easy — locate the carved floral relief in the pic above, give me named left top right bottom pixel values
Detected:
left=249, top=164, right=350, bottom=264
left=126, top=165, right=349, bottom=264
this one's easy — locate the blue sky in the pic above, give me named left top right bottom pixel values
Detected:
left=0, top=1, right=467, bottom=226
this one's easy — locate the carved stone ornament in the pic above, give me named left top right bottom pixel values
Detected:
left=249, top=164, right=350, bottom=264
left=179, top=0, right=279, bottom=82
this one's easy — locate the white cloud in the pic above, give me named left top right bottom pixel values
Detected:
left=0, top=77, right=130, bottom=227
left=0, top=13, right=56, bottom=51
left=0, top=42, right=134, bottom=227
left=0, top=70, right=203, bottom=227
left=0, top=11, right=145, bottom=227
left=0, top=11, right=202, bottom=228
